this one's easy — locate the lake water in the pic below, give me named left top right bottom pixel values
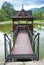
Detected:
left=0, top=27, right=44, bottom=61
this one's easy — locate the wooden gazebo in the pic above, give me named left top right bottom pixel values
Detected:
left=11, top=9, right=34, bottom=33
left=4, top=9, right=40, bottom=63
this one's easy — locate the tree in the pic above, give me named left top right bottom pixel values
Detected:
left=0, top=9, right=8, bottom=21
left=33, top=10, right=44, bottom=20
left=1, top=1, right=15, bottom=20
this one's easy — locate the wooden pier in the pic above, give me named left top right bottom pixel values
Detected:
left=4, top=8, right=40, bottom=64
left=12, top=32, right=33, bottom=54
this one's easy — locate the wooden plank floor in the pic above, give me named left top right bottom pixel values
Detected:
left=12, top=32, right=33, bottom=54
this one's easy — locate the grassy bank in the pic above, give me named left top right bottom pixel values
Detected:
left=0, top=24, right=12, bottom=33
left=0, top=19, right=44, bottom=22
left=34, top=20, right=44, bottom=22
left=0, top=20, right=44, bottom=33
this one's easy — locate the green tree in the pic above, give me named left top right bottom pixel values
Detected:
left=33, top=10, right=44, bottom=20
left=1, top=1, right=15, bottom=20
left=0, top=9, right=8, bottom=21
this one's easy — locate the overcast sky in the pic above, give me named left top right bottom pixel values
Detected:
left=0, top=0, right=44, bottom=10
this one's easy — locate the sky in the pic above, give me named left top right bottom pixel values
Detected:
left=0, top=0, right=44, bottom=10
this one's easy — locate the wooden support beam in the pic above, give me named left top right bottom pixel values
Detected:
left=6, top=54, right=37, bottom=61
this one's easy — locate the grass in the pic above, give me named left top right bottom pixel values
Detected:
left=34, top=20, right=44, bottom=22
left=0, top=24, right=12, bottom=33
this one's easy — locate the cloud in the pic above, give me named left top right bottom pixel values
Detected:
left=0, top=0, right=13, bottom=8
left=24, top=4, right=44, bottom=10
left=12, top=0, right=44, bottom=10
left=0, top=0, right=44, bottom=10
left=0, top=0, right=4, bottom=8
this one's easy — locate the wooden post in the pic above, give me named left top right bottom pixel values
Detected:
left=4, top=34, right=6, bottom=60
left=12, top=19, right=15, bottom=47
left=12, top=19, right=14, bottom=31
left=32, top=19, right=33, bottom=35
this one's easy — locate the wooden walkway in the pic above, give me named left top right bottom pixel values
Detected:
left=12, top=32, right=33, bottom=54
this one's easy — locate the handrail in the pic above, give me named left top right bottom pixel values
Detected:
left=28, top=28, right=33, bottom=46
left=4, top=33, right=11, bottom=60
left=34, top=33, right=39, bottom=40
left=4, top=34, right=10, bottom=41
left=33, top=32, right=40, bottom=60
left=13, top=27, right=19, bottom=46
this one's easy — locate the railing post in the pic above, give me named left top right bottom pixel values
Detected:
left=4, top=34, right=6, bottom=61
left=9, top=41, right=11, bottom=55
left=37, top=33, right=40, bottom=60
left=33, top=40, right=35, bottom=53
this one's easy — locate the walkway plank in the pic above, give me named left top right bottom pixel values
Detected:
left=12, top=32, right=33, bottom=54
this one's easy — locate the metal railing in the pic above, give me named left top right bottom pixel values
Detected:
left=33, top=32, right=40, bottom=60
left=28, top=28, right=33, bottom=46
left=4, top=34, right=11, bottom=60
left=4, top=27, right=19, bottom=61
left=13, top=27, right=19, bottom=47
left=4, top=27, right=40, bottom=61
left=28, top=28, right=40, bottom=60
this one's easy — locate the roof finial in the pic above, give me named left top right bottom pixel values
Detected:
left=22, top=3, right=23, bottom=9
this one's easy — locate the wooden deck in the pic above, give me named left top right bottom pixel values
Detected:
left=12, top=32, right=33, bottom=54
left=4, top=28, right=39, bottom=61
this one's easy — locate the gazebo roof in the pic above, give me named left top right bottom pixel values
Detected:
left=11, top=9, right=34, bottom=21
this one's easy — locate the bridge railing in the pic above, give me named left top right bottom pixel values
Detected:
left=4, top=28, right=19, bottom=61
left=33, top=32, right=40, bottom=60
left=13, top=27, right=19, bottom=46
left=28, top=28, right=33, bottom=46
left=28, top=28, right=40, bottom=60
left=4, top=34, right=11, bottom=60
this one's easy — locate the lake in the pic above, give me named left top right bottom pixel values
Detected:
left=0, top=24, right=44, bottom=61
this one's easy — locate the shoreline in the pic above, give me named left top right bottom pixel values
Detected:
left=0, top=59, right=44, bottom=65
left=0, top=21, right=44, bottom=25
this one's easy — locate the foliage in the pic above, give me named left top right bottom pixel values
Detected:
left=0, top=1, right=44, bottom=21
left=0, top=1, right=15, bottom=21
left=33, top=7, right=44, bottom=20
left=0, top=9, right=8, bottom=21
left=2, top=1, right=15, bottom=18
